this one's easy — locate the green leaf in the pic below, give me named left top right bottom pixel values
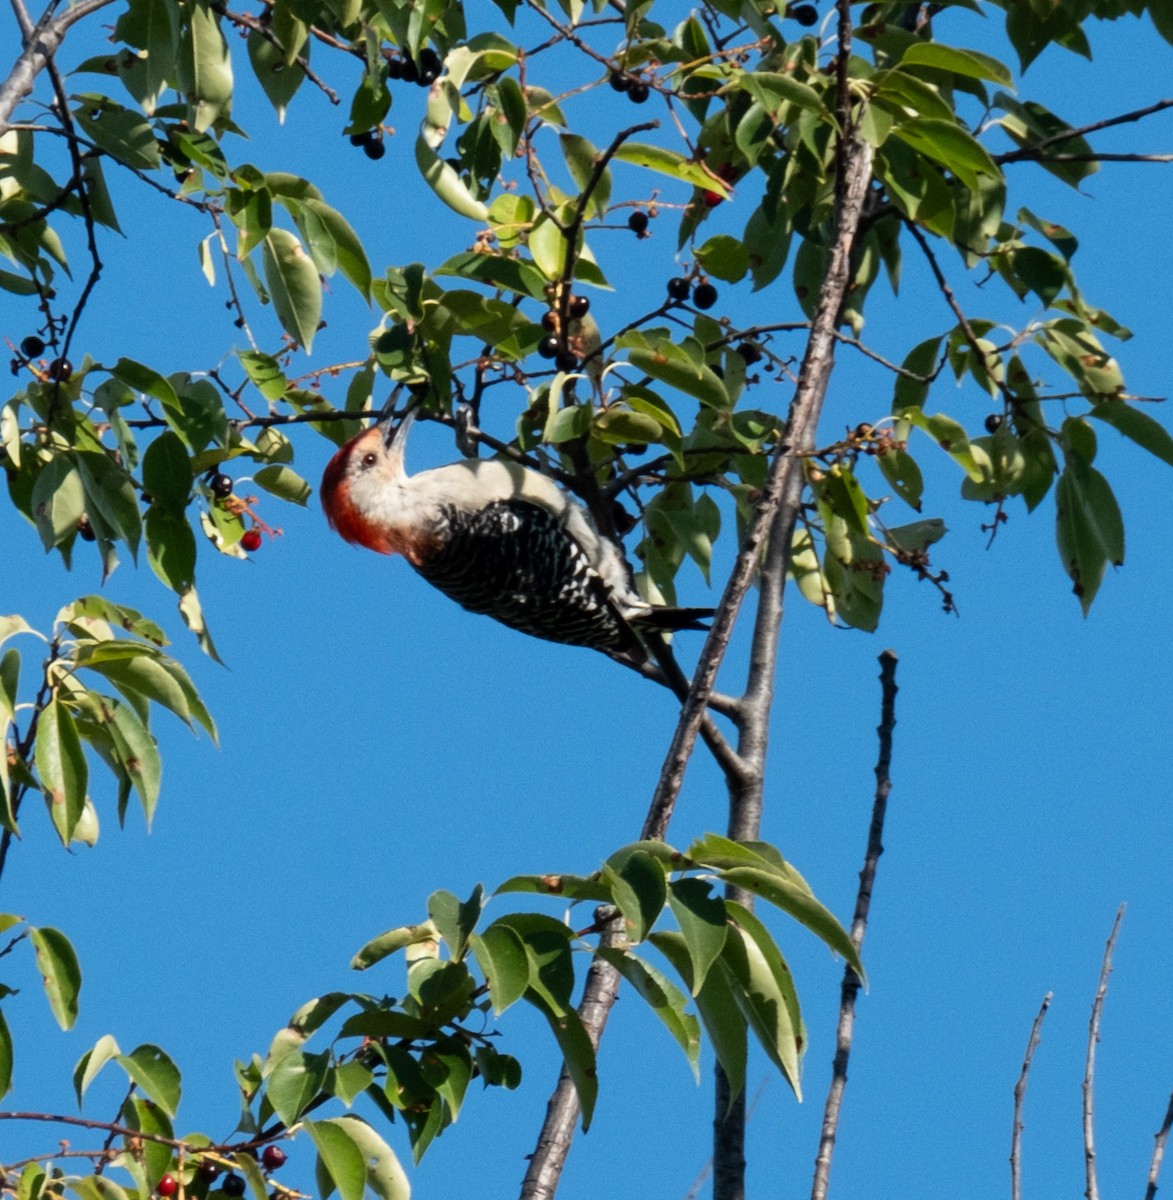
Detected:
left=899, top=42, right=1013, bottom=84
left=738, top=71, right=824, bottom=113
left=1055, top=455, right=1124, bottom=615
left=29, top=926, right=82, bottom=1031
left=73, top=1033, right=122, bottom=1106
left=323, top=1117, right=410, bottom=1200
left=598, top=947, right=701, bottom=1081
left=719, top=902, right=804, bottom=1096
left=304, top=1118, right=367, bottom=1200
left=617, top=331, right=728, bottom=408
left=1089, top=402, right=1173, bottom=469
left=301, top=198, right=372, bottom=300
left=496, top=913, right=575, bottom=1016
left=80, top=645, right=215, bottom=739
left=493, top=873, right=611, bottom=902
left=142, top=432, right=193, bottom=513
left=74, top=100, right=161, bottom=171
left=666, top=877, right=727, bottom=996
left=31, top=456, right=85, bottom=551
left=613, top=143, right=731, bottom=195
left=178, top=0, right=234, bottom=132
left=248, top=30, right=304, bottom=121
left=92, top=694, right=162, bottom=827
left=351, top=922, right=438, bottom=970
left=254, top=465, right=312, bottom=505
left=651, top=930, right=746, bottom=1106
left=890, top=117, right=999, bottom=192
left=120, top=1096, right=173, bottom=1189
left=263, top=228, right=322, bottom=351
left=145, top=506, right=196, bottom=593
left=267, top=1049, right=330, bottom=1126
left=695, top=235, right=748, bottom=284
left=427, top=884, right=483, bottom=962
left=601, top=849, right=666, bottom=944
left=527, top=994, right=597, bottom=1132
left=0, top=648, right=20, bottom=835
left=117, top=1044, right=181, bottom=1119
left=559, top=133, right=610, bottom=219
left=876, top=443, right=924, bottom=511
left=239, top=350, right=289, bottom=401
left=0, top=1007, right=11, bottom=1100
left=415, top=135, right=489, bottom=222
left=36, top=698, right=87, bottom=845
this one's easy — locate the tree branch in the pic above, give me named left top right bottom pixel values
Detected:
left=1010, top=993, right=1052, bottom=1200
left=995, top=97, right=1173, bottom=163
left=0, top=0, right=118, bottom=135
left=810, top=650, right=898, bottom=1200
left=1083, top=904, right=1125, bottom=1200
left=1146, top=1090, right=1173, bottom=1200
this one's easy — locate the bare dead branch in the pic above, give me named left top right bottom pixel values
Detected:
left=1146, top=1091, right=1173, bottom=1200
left=1010, top=993, right=1053, bottom=1200
left=1084, top=905, right=1126, bottom=1200
left=810, top=650, right=898, bottom=1200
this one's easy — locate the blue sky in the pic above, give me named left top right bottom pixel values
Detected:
left=2, top=5, right=1172, bottom=1199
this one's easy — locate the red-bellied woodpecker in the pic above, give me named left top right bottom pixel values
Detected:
left=320, top=411, right=712, bottom=665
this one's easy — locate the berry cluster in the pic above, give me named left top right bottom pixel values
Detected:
left=10, top=334, right=71, bottom=382
left=156, top=1146, right=286, bottom=1198
left=348, top=130, right=386, bottom=160
left=536, top=295, right=592, bottom=372
left=666, top=277, right=718, bottom=311
left=608, top=71, right=650, bottom=104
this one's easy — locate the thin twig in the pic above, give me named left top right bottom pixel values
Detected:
left=1146, top=1091, right=1173, bottom=1200
left=1010, top=993, right=1052, bottom=1200
left=810, top=650, right=898, bottom=1200
left=996, top=97, right=1173, bottom=163
left=1084, top=904, right=1126, bottom=1200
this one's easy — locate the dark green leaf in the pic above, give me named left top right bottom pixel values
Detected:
left=667, top=877, right=727, bottom=996
left=35, top=698, right=87, bottom=845
left=30, top=926, right=81, bottom=1030
left=117, top=1044, right=181, bottom=1118
left=1055, top=455, right=1124, bottom=615
left=267, top=1050, right=330, bottom=1126
left=142, top=432, right=193, bottom=514
left=1089, top=402, right=1173, bottom=469
left=304, top=1118, right=367, bottom=1200
left=263, top=229, right=322, bottom=351
left=601, top=849, right=666, bottom=944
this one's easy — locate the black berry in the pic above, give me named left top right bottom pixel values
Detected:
left=693, top=282, right=718, bottom=310
left=222, top=1176, right=246, bottom=1197
left=20, top=336, right=45, bottom=357
left=628, top=82, right=650, bottom=104
left=210, top=473, right=233, bottom=499
left=418, top=67, right=438, bottom=86
left=348, top=131, right=370, bottom=147
left=261, top=1147, right=287, bottom=1172
left=386, top=58, right=404, bottom=80
left=77, top=515, right=96, bottom=542
left=47, top=357, right=72, bottom=381
left=537, top=336, right=560, bottom=360
left=984, top=413, right=1004, bottom=434
left=418, top=48, right=441, bottom=74
left=540, top=311, right=558, bottom=332
left=363, top=139, right=386, bottom=160
left=627, top=211, right=649, bottom=235
left=608, top=71, right=630, bottom=93
left=666, top=277, right=691, bottom=302
left=555, top=351, right=579, bottom=372
left=198, top=1161, right=220, bottom=1183
left=569, top=295, right=590, bottom=319
left=736, top=342, right=763, bottom=365
left=399, top=57, right=419, bottom=83
left=789, top=3, right=819, bottom=26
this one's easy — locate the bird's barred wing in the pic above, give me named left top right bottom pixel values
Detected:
left=414, top=499, right=645, bottom=656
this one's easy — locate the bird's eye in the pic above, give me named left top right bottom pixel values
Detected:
left=361, top=452, right=378, bottom=468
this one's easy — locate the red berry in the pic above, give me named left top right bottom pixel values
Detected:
left=702, top=190, right=724, bottom=208
left=241, top=529, right=263, bottom=552
left=157, top=1175, right=178, bottom=1197
left=261, top=1147, right=287, bottom=1172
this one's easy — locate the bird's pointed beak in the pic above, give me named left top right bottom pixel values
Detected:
left=377, top=391, right=418, bottom=451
